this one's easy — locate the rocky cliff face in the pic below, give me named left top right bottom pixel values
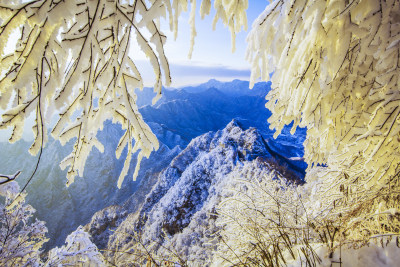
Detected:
left=85, top=120, right=304, bottom=265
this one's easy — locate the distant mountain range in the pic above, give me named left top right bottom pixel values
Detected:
left=0, top=79, right=306, bottom=250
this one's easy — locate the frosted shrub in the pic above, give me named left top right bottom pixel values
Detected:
left=214, top=169, right=322, bottom=266
left=105, top=226, right=188, bottom=266
left=45, top=226, right=106, bottom=267
left=0, top=182, right=48, bottom=267
left=215, top=165, right=400, bottom=266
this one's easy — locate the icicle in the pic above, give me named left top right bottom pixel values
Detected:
left=188, top=0, right=197, bottom=59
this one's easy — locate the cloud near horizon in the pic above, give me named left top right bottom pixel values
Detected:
left=170, top=63, right=251, bottom=87
left=137, top=60, right=251, bottom=87
left=170, top=62, right=251, bottom=77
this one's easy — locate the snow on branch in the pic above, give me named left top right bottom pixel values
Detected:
left=45, top=226, right=105, bottom=266
left=0, top=190, right=48, bottom=266
left=246, top=0, right=400, bottom=242
left=0, top=171, right=20, bottom=185
left=247, top=0, right=400, bottom=191
left=0, top=0, right=249, bottom=188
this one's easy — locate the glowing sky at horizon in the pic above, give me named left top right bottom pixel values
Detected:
left=131, top=1, right=268, bottom=87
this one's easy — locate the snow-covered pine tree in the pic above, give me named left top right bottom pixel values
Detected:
left=0, top=0, right=248, bottom=188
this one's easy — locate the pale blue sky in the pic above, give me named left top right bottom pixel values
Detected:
left=133, top=1, right=268, bottom=87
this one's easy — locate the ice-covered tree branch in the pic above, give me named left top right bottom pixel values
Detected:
left=0, top=181, right=48, bottom=266
left=246, top=0, right=400, bottom=241
left=0, top=171, right=20, bottom=185
left=248, top=0, right=400, bottom=185
left=0, top=0, right=248, bottom=188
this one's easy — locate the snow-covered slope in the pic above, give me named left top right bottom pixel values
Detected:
left=86, top=120, right=303, bottom=265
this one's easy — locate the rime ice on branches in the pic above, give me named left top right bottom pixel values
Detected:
left=0, top=0, right=248, bottom=188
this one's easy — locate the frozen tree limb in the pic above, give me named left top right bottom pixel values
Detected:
left=0, top=190, right=48, bottom=266
left=247, top=0, right=400, bottom=191
left=0, top=0, right=248, bottom=188
left=0, top=171, right=20, bottom=185
left=246, top=0, right=400, bottom=243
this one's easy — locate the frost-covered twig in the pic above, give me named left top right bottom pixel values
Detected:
left=0, top=171, right=20, bottom=185
left=0, top=190, right=48, bottom=266
left=0, top=0, right=249, bottom=190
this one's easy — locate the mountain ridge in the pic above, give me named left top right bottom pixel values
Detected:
left=90, top=120, right=303, bottom=265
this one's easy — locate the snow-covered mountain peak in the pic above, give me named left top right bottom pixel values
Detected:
left=226, top=118, right=241, bottom=128
left=169, top=119, right=270, bottom=174
left=211, top=119, right=269, bottom=159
